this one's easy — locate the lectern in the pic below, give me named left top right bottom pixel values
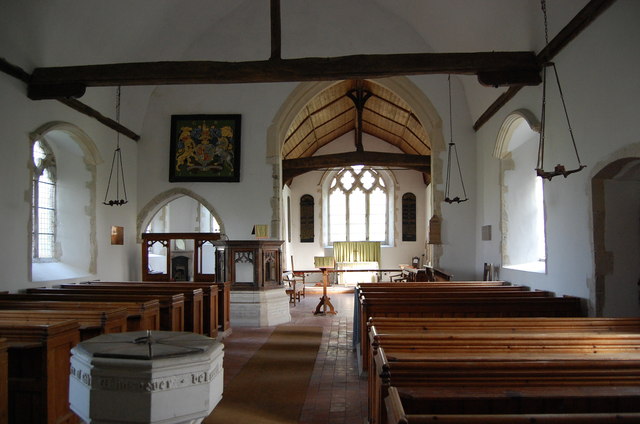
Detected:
left=313, top=256, right=336, bottom=315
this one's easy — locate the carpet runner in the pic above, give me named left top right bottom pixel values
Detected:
left=204, top=325, right=323, bottom=424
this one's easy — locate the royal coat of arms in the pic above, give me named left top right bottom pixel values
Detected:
left=169, top=114, right=241, bottom=182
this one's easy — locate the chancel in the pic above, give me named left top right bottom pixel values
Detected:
left=1, top=0, right=640, bottom=423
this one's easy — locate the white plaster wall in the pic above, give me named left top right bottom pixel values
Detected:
left=137, top=82, right=294, bottom=240
left=286, top=133, right=429, bottom=271
left=474, top=1, right=640, bottom=302
left=0, top=1, right=144, bottom=290
left=408, top=74, right=479, bottom=280
left=0, top=78, right=139, bottom=291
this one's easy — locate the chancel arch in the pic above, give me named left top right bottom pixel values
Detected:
left=269, top=77, right=444, bottom=267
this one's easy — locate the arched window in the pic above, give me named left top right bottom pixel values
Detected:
left=31, top=139, right=57, bottom=260
left=497, top=113, right=546, bottom=273
left=326, top=165, right=391, bottom=245
left=29, top=123, right=99, bottom=282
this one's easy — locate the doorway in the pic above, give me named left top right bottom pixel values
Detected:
left=592, top=158, right=640, bottom=316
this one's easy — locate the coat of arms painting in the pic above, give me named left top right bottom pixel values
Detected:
left=169, top=114, right=241, bottom=182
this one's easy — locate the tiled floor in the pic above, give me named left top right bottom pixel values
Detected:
left=218, top=287, right=368, bottom=424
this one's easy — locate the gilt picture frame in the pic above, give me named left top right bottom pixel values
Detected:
left=169, top=114, right=241, bottom=182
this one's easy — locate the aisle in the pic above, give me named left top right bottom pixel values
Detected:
left=217, top=290, right=368, bottom=424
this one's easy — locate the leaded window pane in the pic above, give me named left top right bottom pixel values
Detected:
left=327, top=166, right=389, bottom=244
left=32, top=139, right=56, bottom=260
left=329, top=189, right=346, bottom=242
left=349, top=189, right=366, bottom=240
left=369, top=188, right=387, bottom=241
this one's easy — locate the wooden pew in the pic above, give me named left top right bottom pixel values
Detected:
left=352, top=281, right=521, bottom=351
left=361, top=290, right=555, bottom=300
left=385, top=386, right=640, bottom=424
left=56, top=284, right=204, bottom=334
left=358, top=292, right=585, bottom=373
left=73, top=281, right=222, bottom=338
left=374, top=345, right=640, bottom=424
left=217, top=281, right=231, bottom=336
left=0, top=338, right=7, bottom=424
left=112, top=281, right=226, bottom=336
left=0, top=307, right=127, bottom=340
left=361, top=281, right=513, bottom=288
left=24, top=288, right=184, bottom=332
left=0, top=295, right=160, bottom=331
left=368, top=316, right=640, bottom=333
left=0, top=319, right=80, bottom=424
left=367, top=319, right=640, bottom=424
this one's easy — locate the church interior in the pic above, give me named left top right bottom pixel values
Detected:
left=1, top=0, right=639, bottom=423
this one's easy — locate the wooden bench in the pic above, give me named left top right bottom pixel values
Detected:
left=358, top=292, right=585, bottom=373
left=353, top=281, right=518, bottom=347
left=367, top=316, right=640, bottom=332
left=353, top=282, right=520, bottom=347
left=0, top=338, right=7, bottom=424
left=374, top=345, right=640, bottom=424
left=55, top=284, right=203, bottom=334
left=384, top=385, right=640, bottom=424
left=0, top=295, right=160, bottom=331
left=24, top=288, right=184, bottom=332
left=0, top=307, right=127, bottom=340
left=136, top=280, right=232, bottom=336
left=361, top=281, right=512, bottom=288
left=0, top=319, right=80, bottom=424
left=74, top=281, right=223, bottom=338
left=367, top=318, right=640, bottom=424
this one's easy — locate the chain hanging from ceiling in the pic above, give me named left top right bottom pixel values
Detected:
left=535, top=0, right=586, bottom=181
left=444, top=75, right=468, bottom=204
left=103, top=86, right=128, bottom=206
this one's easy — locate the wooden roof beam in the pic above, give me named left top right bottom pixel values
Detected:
left=473, top=0, right=617, bottom=131
left=27, top=51, right=541, bottom=100
left=282, top=151, right=430, bottom=183
left=1, top=57, right=140, bottom=141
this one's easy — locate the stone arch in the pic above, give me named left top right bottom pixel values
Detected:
left=267, top=76, right=445, bottom=246
left=137, top=187, right=226, bottom=240
left=494, top=109, right=540, bottom=159
left=30, top=121, right=103, bottom=166
left=28, top=121, right=101, bottom=279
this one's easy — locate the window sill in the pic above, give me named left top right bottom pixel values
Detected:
left=32, top=261, right=92, bottom=283
left=503, top=261, right=546, bottom=274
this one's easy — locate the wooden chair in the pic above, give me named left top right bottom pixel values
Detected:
left=283, top=272, right=305, bottom=305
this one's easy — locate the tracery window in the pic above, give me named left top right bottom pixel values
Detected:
left=327, top=165, right=389, bottom=244
left=31, top=139, right=57, bottom=260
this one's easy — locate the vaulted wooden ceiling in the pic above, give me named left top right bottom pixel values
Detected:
left=282, top=79, right=430, bottom=160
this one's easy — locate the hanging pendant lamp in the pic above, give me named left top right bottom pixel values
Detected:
left=103, top=86, right=128, bottom=206
left=535, top=0, right=586, bottom=181
left=444, top=75, right=468, bottom=204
